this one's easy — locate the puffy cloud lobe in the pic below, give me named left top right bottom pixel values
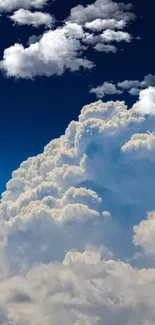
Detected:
left=10, top=9, right=54, bottom=27
left=121, top=133, right=155, bottom=160
left=128, top=87, right=141, bottom=96
left=133, top=87, right=155, bottom=115
left=0, top=23, right=93, bottom=78
left=0, top=0, right=48, bottom=12
left=134, top=211, right=155, bottom=256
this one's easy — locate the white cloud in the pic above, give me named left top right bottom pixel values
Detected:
left=94, top=43, right=117, bottom=52
left=85, top=18, right=126, bottom=32
left=0, top=22, right=93, bottom=78
left=0, top=0, right=47, bottom=12
left=117, top=75, right=155, bottom=96
left=101, top=29, right=131, bottom=42
left=117, top=79, right=144, bottom=89
left=68, top=0, right=134, bottom=25
left=128, top=87, right=141, bottom=96
left=90, top=81, right=122, bottom=97
left=121, top=133, right=155, bottom=159
left=10, top=9, right=54, bottom=27
left=134, top=210, right=155, bottom=256
left=133, top=87, right=155, bottom=115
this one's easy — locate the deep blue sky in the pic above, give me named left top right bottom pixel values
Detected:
left=0, top=0, right=155, bottom=195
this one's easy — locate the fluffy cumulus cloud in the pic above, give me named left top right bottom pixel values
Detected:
left=134, top=210, right=155, bottom=256
left=10, top=9, right=54, bottom=27
left=0, top=22, right=93, bottom=78
left=133, top=87, right=155, bottom=115
left=91, top=74, right=155, bottom=98
left=0, top=0, right=136, bottom=78
left=0, top=0, right=47, bottom=12
left=85, top=18, right=127, bottom=32
left=101, top=29, right=131, bottom=42
left=1, top=90, right=155, bottom=322
left=90, top=81, right=122, bottom=97
left=67, top=0, right=134, bottom=52
left=68, top=0, right=134, bottom=25
left=94, top=43, right=117, bottom=52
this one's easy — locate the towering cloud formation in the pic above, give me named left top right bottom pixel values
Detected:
left=1, top=89, right=155, bottom=324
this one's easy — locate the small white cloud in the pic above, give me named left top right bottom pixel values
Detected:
left=90, top=81, right=122, bottom=98
left=128, top=87, right=141, bottom=96
left=94, top=43, right=117, bottom=52
left=85, top=18, right=127, bottom=32
left=101, top=29, right=131, bottom=42
left=117, top=79, right=144, bottom=89
left=121, top=133, right=155, bottom=159
left=0, top=0, right=48, bottom=12
left=10, top=9, right=54, bottom=28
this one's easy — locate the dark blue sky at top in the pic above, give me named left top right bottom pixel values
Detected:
left=0, top=0, right=155, bottom=195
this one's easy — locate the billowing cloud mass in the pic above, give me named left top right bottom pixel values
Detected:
left=0, top=0, right=135, bottom=78
left=1, top=250, right=155, bottom=325
left=90, top=74, right=155, bottom=98
left=0, top=0, right=47, bottom=12
left=0, top=23, right=93, bottom=78
left=1, top=89, right=155, bottom=323
left=10, top=9, right=54, bottom=27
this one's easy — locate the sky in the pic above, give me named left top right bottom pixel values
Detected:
left=1, top=0, right=155, bottom=194
left=1, top=1, right=155, bottom=324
